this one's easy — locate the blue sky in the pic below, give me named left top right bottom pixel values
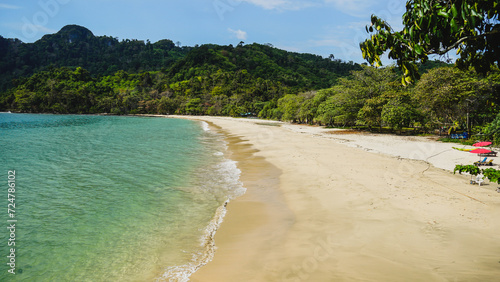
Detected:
left=0, top=0, right=407, bottom=64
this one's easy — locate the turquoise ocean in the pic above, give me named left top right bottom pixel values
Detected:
left=0, top=113, right=244, bottom=281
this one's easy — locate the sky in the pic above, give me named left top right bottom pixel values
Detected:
left=0, top=0, right=407, bottom=64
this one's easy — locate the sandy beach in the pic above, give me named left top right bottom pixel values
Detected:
left=174, top=116, right=500, bottom=282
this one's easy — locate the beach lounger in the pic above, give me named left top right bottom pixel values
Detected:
left=479, top=152, right=497, bottom=157
left=470, top=175, right=484, bottom=186
left=474, top=157, right=487, bottom=166
left=484, top=151, right=497, bottom=157
left=475, top=159, right=494, bottom=166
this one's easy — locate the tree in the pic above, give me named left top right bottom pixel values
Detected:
left=320, top=66, right=399, bottom=127
left=316, top=96, right=337, bottom=126
left=360, top=0, right=500, bottom=85
left=157, top=96, right=179, bottom=114
left=485, top=113, right=500, bottom=145
left=297, top=90, right=330, bottom=124
left=357, top=95, right=388, bottom=129
left=381, top=93, right=420, bottom=130
left=277, top=94, right=304, bottom=122
left=185, top=98, right=202, bottom=115
left=413, top=66, right=492, bottom=127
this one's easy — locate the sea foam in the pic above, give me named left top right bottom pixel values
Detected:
left=200, top=121, right=210, bottom=131
left=156, top=120, right=245, bottom=281
left=156, top=201, right=228, bottom=282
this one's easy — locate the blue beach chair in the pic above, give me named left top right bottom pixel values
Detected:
left=474, top=157, right=487, bottom=166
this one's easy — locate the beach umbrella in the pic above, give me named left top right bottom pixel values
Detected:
left=470, top=148, right=492, bottom=154
left=473, top=141, right=492, bottom=147
left=470, top=148, right=492, bottom=160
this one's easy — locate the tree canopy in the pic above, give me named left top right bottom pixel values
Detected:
left=0, top=25, right=191, bottom=92
left=260, top=65, right=499, bottom=133
left=360, top=0, right=500, bottom=85
left=0, top=25, right=360, bottom=94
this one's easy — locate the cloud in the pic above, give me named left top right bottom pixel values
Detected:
left=4, top=22, right=58, bottom=42
left=31, top=25, right=58, bottom=34
left=0, top=3, right=21, bottom=9
left=228, top=28, right=248, bottom=40
left=240, top=0, right=378, bottom=13
left=240, top=0, right=318, bottom=11
left=6, top=22, right=57, bottom=34
left=306, top=20, right=373, bottom=62
left=309, top=38, right=345, bottom=48
left=324, top=0, right=376, bottom=16
left=240, top=0, right=288, bottom=10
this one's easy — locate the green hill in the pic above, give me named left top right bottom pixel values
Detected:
left=0, top=25, right=191, bottom=92
left=0, top=25, right=361, bottom=93
left=0, top=25, right=364, bottom=115
left=167, top=43, right=359, bottom=91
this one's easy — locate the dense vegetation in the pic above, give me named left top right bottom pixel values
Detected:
left=359, top=0, right=500, bottom=140
left=361, top=0, right=500, bottom=85
left=0, top=25, right=362, bottom=115
left=262, top=65, right=500, bottom=133
left=0, top=25, right=193, bottom=92
left=2, top=63, right=498, bottom=134
left=0, top=25, right=358, bottom=93
left=0, top=66, right=285, bottom=115
left=1, top=24, right=500, bottom=143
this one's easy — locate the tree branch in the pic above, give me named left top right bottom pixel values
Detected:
left=433, top=29, right=500, bottom=55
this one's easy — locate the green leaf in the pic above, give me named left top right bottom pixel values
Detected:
left=470, top=15, right=476, bottom=27
left=404, top=75, right=413, bottom=85
left=470, top=9, right=480, bottom=18
left=451, top=4, right=458, bottom=18
left=414, top=44, right=424, bottom=55
left=461, top=2, right=470, bottom=21
left=450, top=19, right=458, bottom=32
left=402, top=64, right=409, bottom=75
left=437, top=10, right=449, bottom=18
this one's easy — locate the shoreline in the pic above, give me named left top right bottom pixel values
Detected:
left=187, top=119, right=294, bottom=281
left=178, top=116, right=500, bottom=281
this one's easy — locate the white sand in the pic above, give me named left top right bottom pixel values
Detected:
left=278, top=122, right=498, bottom=172
left=167, top=116, right=500, bottom=282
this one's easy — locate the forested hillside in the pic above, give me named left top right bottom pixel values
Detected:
left=167, top=42, right=358, bottom=91
left=0, top=25, right=191, bottom=92
left=0, top=25, right=364, bottom=115
left=0, top=25, right=359, bottom=93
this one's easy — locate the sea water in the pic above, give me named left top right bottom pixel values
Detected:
left=0, top=113, right=243, bottom=281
